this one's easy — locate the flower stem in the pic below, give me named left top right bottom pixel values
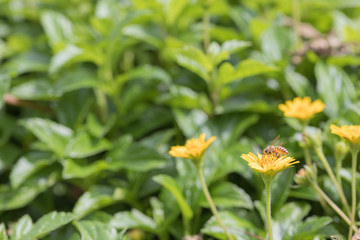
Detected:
left=314, top=147, right=351, bottom=216
left=313, top=183, right=356, bottom=231
left=264, top=179, right=273, bottom=240
left=196, top=166, right=233, bottom=240
left=349, top=147, right=359, bottom=239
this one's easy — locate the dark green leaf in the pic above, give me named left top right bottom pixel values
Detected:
left=62, top=158, right=108, bottom=179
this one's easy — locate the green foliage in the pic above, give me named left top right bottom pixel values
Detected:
left=1, top=0, right=360, bottom=239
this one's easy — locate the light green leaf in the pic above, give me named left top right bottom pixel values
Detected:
left=201, top=182, right=253, bottom=209
left=218, top=59, right=278, bottom=85
left=40, top=11, right=74, bottom=50
left=122, top=25, right=162, bottom=48
left=22, top=212, right=74, bottom=240
left=10, top=152, right=54, bottom=189
left=10, top=215, right=32, bottom=240
left=166, top=0, right=189, bottom=27
left=62, top=158, right=108, bottom=179
left=110, top=209, right=157, bottom=232
left=49, top=45, right=82, bottom=73
left=74, top=221, right=117, bottom=240
left=20, top=118, right=73, bottom=157
left=73, top=186, right=127, bottom=218
left=153, top=174, right=193, bottom=220
left=221, top=40, right=251, bottom=55
left=0, top=223, right=8, bottom=240
left=65, top=131, right=112, bottom=158
left=174, top=46, right=212, bottom=81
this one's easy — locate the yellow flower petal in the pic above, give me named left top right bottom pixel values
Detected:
left=278, top=97, right=325, bottom=121
left=241, top=152, right=298, bottom=175
left=169, top=133, right=216, bottom=160
left=330, top=124, right=360, bottom=146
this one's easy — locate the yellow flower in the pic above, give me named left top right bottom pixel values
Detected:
left=241, top=152, right=299, bottom=176
left=169, top=133, right=216, bottom=160
left=278, top=97, right=325, bottom=121
left=330, top=124, right=360, bottom=146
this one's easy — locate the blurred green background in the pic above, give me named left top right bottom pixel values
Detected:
left=1, top=0, right=360, bottom=239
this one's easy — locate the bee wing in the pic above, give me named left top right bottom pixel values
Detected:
left=270, top=135, right=280, bottom=146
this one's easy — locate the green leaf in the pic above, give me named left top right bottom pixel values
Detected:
left=86, top=113, right=116, bottom=138
left=110, top=209, right=157, bottom=232
left=0, top=169, right=58, bottom=211
left=74, top=221, right=117, bottom=240
left=62, top=158, right=108, bottom=179
left=315, top=62, right=356, bottom=118
left=174, top=46, right=212, bottom=81
left=0, top=74, right=10, bottom=109
left=261, top=26, right=293, bottom=61
left=107, top=143, right=167, bottom=172
left=10, top=79, right=60, bottom=100
left=218, top=59, right=278, bottom=85
left=65, top=131, right=112, bottom=158
left=221, top=39, right=251, bottom=55
left=0, top=52, right=48, bottom=76
left=165, top=0, right=189, bottom=27
left=202, top=211, right=260, bottom=240
left=285, top=66, right=315, bottom=98
left=22, top=211, right=74, bottom=240
left=122, top=25, right=162, bottom=48
left=271, top=168, right=295, bottom=213
left=49, top=45, right=82, bottom=73
left=10, top=215, right=33, bottom=240
left=54, top=69, right=100, bottom=93
left=20, top=118, right=73, bottom=157
left=40, top=10, right=74, bottom=50
left=10, top=152, right=54, bottom=189
left=157, top=85, right=212, bottom=114
left=73, top=186, right=127, bottom=218
left=0, top=223, right=8, bottom=240
left=200, top=182, right=253, bottom=209
left=292, top=216, right=332, bottom=239
left=153, top=174, right=193, bottom=220
left=0, top=144, right=20, bottom=173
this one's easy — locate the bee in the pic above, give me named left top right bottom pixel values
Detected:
left=263, top=135, right=288, bottom=158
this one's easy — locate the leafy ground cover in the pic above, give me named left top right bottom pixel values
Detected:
left=1, top=0, right=360, bottom=239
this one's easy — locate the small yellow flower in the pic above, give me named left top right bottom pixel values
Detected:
left=241, top=152, right=299, bottom=176
left=278, top=97, right=325, bottom=121
left=330, top=124, right=360, bottom=146
left=169, top=133, right=216, bottom=160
